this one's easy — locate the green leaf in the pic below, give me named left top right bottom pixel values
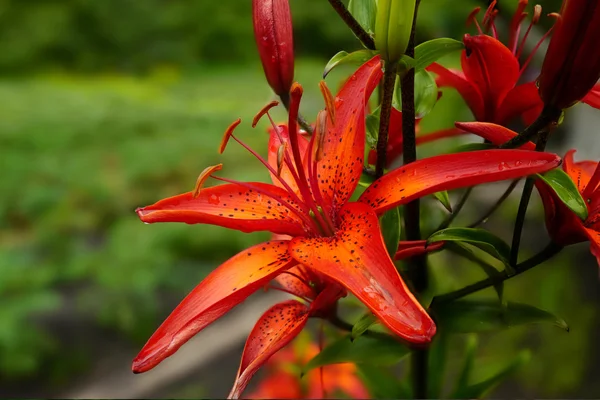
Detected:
left=414, top=70, right=438, bottom=118
left=380, top=207, right=401, bottom=257
left=433, top=191, right=452, bottom=213
left=427, top=332, right=449, bottom=398
left=452, top=335, right=478, bottom=398
left=428, top=227, right=511, bottom=268
left=359, top=171, right=377, bottom=188
left=538, top=168, right=588, bottom=220
left=348, top=0, right=377, bottom=34
left=452, top=142, right=496, bottom=153
left=445, top=242, right=504, bottom=302
left=302, top=334, right=410, bottom=374
left=414, top=38, right=464, bottom=71
left=366, top=111, right=380, bottom=151
left=453, top=351, right=531, bottom=398
left=434, top=300, right=569, bottom=333
left=323, top=49, right=377, bottom=78
left=352, top=313, right=379, bottom=340
left=357, top=364, right=412, bottom=399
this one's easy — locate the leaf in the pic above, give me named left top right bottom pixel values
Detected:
left=348, top=0, right=377, bottom=34
left=433, top=191, right=452, bottom=212
left=323, top=49, right=377, bottom=78
left=359, top=171, right=377, bottom=188
left=414, top=38, right=465, bottom=71
left=452, top=335, right=478, bottom=398
left=453, top=350, right=531, bottom=398
left=445, top=242, right=504, bottom=302
left=380, top=207, right=401, bottom=257
left=302, top=334, right=410, bottom=374
left=434, top=300, right=569, bottom=333
left=427, top=227, right=511, bottom=268
left=414, top=70, right=438, bottom=118
left=366, top=111, right=380, bottom=150
left=352, top=313, right=379, bottom=340
left=538, top=168, right=588, bottom=220
left=427, top=332, right=449, bottom=398
left=357, top=364, right=412, bottom=399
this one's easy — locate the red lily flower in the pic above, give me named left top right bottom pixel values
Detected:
left=133, top=56, right=561, bottom=396
left=457, top=121, right=600, bottom=266
left=428, top=1, right=600, bottom=125
left=247, top=337, right=369, bottom=399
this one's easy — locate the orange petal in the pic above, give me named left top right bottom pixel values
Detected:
left=562, top=149, right=598, bottom=193
left=584, top=226, right=600, bottom=269
left=317, top=56, right=383, bottom=216
left=267, top=124, right=310, bottom=193
left=229, top=300, right=310, bottom=399
left=359, top=149, right=560, bottom=215
left=136, top=183, right=307, bottom=236
left=274, top=265, right=316, bottom=300
left=247, top=370, right=303, bottom=399
left=582, top=84, right=600, bottom=109
left=455, top=121, right=535, bottom=149
left=132, top=240, right=294, bottom=373
left=289, top=202, right=436, bottom=343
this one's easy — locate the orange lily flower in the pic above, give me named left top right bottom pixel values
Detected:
left=132, top=56, right=561, bottom=396
left=428, top=1, right=600, bottom=125
left=247, top=338, right=369, bottom=399
left=457, top=121, right=600, bottom=266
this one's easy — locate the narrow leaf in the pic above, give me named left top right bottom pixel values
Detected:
left=414, top=38, right=465, bottom=71
left=538, top=168, right=588, bottom=220
left=352, top=313, right=379, bottom=340
left=348, top=0, right=377, bottom=34
left=452, top=334, right=478, bottom=397
left=366, top=111, right=380, bottom=150
left=414, top=70, right=438, bottom=118
left=380, top=207, right=401, bottom=257
left=433, top=191, right=452, bottom=212
left=323, top=49, right=377, bottom=78
left=452, top=142, right=496, bottom=153
left=427, top=332, right=449, bottom=398
left=434, top=300, right=569, bottom=333
left=357, top=364, right=412, bottom=399
left=302, top=334, right=410, bottom=374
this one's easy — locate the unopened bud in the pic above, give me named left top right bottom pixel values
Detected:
left=252, top=0, right=295, bottom=96
left=538, top=0, right=600, bottom=110
left=375, top=0, right=417, bottom=64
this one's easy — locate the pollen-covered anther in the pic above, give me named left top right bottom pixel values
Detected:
left=192, top=164, right=223, bottom=198
left=319, top=80, right=336, bottom=125
left=252, top=101, right=280, bottom=128
left=276, top=142, right=287, bottom=177
left=531, top=5, right=542, bottom=24
left=313, top=110, right=328, bottom=162
left=219, top=118, right=242, bottom=154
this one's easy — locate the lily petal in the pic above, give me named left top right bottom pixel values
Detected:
left=318, top=56, right=383, bottom=216
left=395, top=240, right=444, bottom=260
left=274, top=265, right=316, bottom=300
left=132, top=240, right=294, bottom=373
left=583, top=227, right=600, bottom=268
left=229, top=300, right=310, bottom=399
left=582, top=84, right=600, bottom=109
left=461, top=34, right=520, bottom=121
left=454, top=121, right=535, bottom=149
left=563, top=149, right=598, bottom=193
left=289, top=202, right=436, bottom=343
left=497, top=82, right=543, bottom=125
left=427, top=63, right=485, bottom=121
left=359, top=150, right=561, bottom=214
left=136, top=183, right=307, bottom=236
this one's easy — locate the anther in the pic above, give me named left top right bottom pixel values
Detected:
left=192, top=164, right=223, bottom=198
left=319, top=80, right=336, bottom=125
left=219, top=118, right=242, bottom=154
left=276, top=142, right=287, bottom=176
left=252, top=101, right=279, bottom=128
left=313, top=110, right=328, bottom=162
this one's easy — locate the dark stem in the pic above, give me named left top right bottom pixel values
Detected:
left=509, top=130, right=550, bottom=266
left=280, top=93, right=313, bottom=134
left=468, top=178, right=521, bottom=228
left=431, top=242, right=563, bottom=305
left=499, top=106, right=561, bottom=149
left=436, top=187, right=473, bottom=231
left=327, top=0, right=376, bottom=50
left=375, top=62, right=399, bottom=178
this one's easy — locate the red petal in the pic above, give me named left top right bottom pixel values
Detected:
left=582, top=84, right=600, bottom=109
left=229, top=300, right=310, bottom=399
left=359, top=150, right=561, bottom=214
left=132, top=240, right=294, bottom=373
left=289, top=202, right=436, bottom=343
left=267, top=124, right=310, bottom=193
left=461, top=34, right=520, bottom=121
left=136, top=183, right=307, bottom=236
left=395, top=240, right=444, bottom=260
left=318, top=56, right=383, bottom=216
left=496, top=82, right=544, bottom=125
left=583, top=227, right=600, bottom=269
left=427, top=63, right=485, bottom=121
left=454, top=121, right=535, bottom=150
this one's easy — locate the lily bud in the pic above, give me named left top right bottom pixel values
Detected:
left=538, top=0, right=600, bottom=109
left=252, top=0, right=295, bottom=96
left=375, top=0, right=416, bottom=64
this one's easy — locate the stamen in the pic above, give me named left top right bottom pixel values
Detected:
left=515, top=5, right=542, bottom=60
left=583, top=163, right=600, bottom=200
left=312, top=110, right=328, bottom=162
left=509, top=0, right=529, bottom=54
left=219, top=118, right=242, bottom=154
left=466, top=7, right=483, bottom=35
left=276, top=142, right=287, bottom=176
left=267, top=285, right=312, bottom=303
left=192, top=164, right=223, bottom=198
left=519, top=12, right=560, bottom=76
left=319, top=80, right=336, bottom=125
left=252, top=100, right=279, bottom=128
left=482, top=1, right=498, bottom=38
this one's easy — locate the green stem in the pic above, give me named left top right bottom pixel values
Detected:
left=327, top=0, right=376, bottom=50
left=468, top=178, right=521, bottom=228
left=431, top=242, right=563, bottom=305
left=499, top=106, right=562, bottom=149
left=375, top=62, right=398, bottom=178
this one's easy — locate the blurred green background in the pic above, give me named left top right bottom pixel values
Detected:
left=1, top=0, right=598, bottom=398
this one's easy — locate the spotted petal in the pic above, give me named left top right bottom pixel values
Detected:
left=562, top=149, right=598, bottom=193
left=229, top=300, right=310, bottom=399
left=132, top=240, right=294, bottom=373
left=359, top=150, right=561, bottom=215
left=289, top=202, right=436, bottom=343
left=136, top=183, right=308, bottom=236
